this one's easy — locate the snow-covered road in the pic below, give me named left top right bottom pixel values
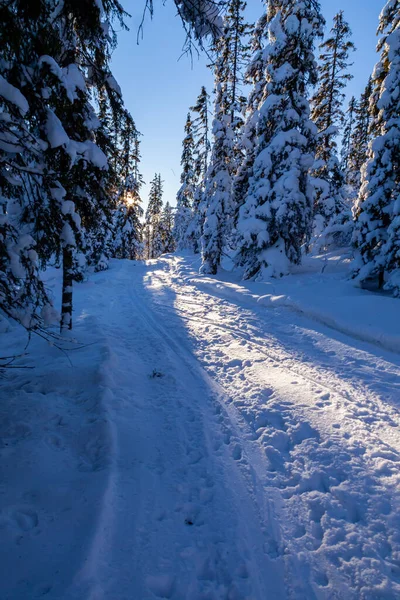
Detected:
left=2, top=254, right=400, bottom=599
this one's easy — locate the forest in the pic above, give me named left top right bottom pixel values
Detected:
left=1, top=0, right=399, bottom=337
left=1, top=1, right=400, bottom=599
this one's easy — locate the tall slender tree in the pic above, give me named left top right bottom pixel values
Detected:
left=310, top=11, right=355, bottom=230
left=192, top=87, right=211, bottom=181
left=200, top=0, right=250, bottom=273
left=341, top=96, right=357, bottom=182
left=174, top=113, right=196, bottom=249
left=161, top=202, right=176, bottom=254
left=233, top=8, right=269, bottom=217
left=145, top=174, right=164, bottom=259
left=200, top=61, right=234, bottom=274
left=112, top=118, right=144, bottom=261
left=236, top=0, right=324, bottom=279
left=353, top=0, right=400, bottom=293
left=347, top=79, right=373, bottom=192
left=224, top=0, right=252, bottom=144
left=188, top=86, right=211, bottom=253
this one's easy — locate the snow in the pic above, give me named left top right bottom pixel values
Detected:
left=45, top=109, right=69, bottom=148
left=1, top=254, right=400, bottom=599
left=0, top=74, right=29, bottom=115
left=106, top=74, right=122, bottom=96
left=39, top=56, right=86, bottom=103
left=67, top=140, right=108, bottom=170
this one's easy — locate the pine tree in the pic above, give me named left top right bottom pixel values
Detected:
left=145, top=174, right=164, bottom=259
left=347, top=79, right=373, bottom=191
left=187, top=86, right=211, bottom=253
left=233, top=8, right=269, bottom=218
left=353, top=0, right=400, bottom=293
left=113, top=179, right=144, bottom=261
left=200, top=62, right=234, bottom=274
left=0, top=2, right=57, bottom=330
left=200, top=0, right=250, bottom=274
left=341, top=96, right=357, bottom=181
left=192, top=87, right=211, bottom=181
left=310, top=11, right=355, bottom=233
left=0, top=0, right=131, bottom=332
left=174, top=113, right=196, bottom=249
left=112, top=117, right=144, bottom=261
left=224, top=0, right=252, bottom=137
left=161, top=202, right=176, bottom=254
left=236, top=0, right=324, bottom=279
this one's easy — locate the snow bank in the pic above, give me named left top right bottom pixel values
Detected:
left=182, top=251, right=400, bottom=355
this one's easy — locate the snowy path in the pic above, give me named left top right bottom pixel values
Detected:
left=2, top=254, right=400, bottom=599
left=74, top=259, right=286, bottom=600
left=79, top=254, right=400, bottom=599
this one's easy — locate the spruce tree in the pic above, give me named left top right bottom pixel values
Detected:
left=188, top=86, right=211, bottom=253
left=353, top=0, right=400, bottom=293
left=161, top=202, right=176, bottom=254
left=0, top=2, right=57, bottom=330
left=233, top=9, right=269, bottom=218
left=341, top=96, right=357, bottom=182
left=145, top=174, right=164, bottom=259
left=224, top=0, right=252, bottom=142
left=200, top=62, right=234, bottom=274
left=0, top=0, right=131, bottom=332
left=347, top=79, right=373, bottom=192
left=112, top=117, right=144, bottom=261
left=200, top=0, right=250, bottom=274
left=113, top=178, right=144, bottom=261
left=236, top=0, right=324, bottom=279
left=191, top=87, right=211, bottom=182
left=310, top=11, right=355, bottom=231
left=174, top=113, right=196, bottom=250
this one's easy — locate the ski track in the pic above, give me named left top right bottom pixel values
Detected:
left=2, top=254, right=400, bottom=600
left=75, top=258, right=287, bottom=600
left=136, top=255, right=400, bottom=600
left=78, top=255, right=400, bottom=599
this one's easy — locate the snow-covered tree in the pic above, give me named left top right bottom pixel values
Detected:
left=341, top=96, right=357, bottom=181
left=112, top=117, right=144, bottom=261
left=347, top=78, right=373, bottom=192
left=353, top=0, right=400, bottom=293
left=0, top=0, right=131, bottom=332
left=161, top=202, right=176, bottom=254
left=174, top=113, right=196, bottom=249
left=200, top=0, right=250, bottom=273
left=145, top=174, right=164, bottom=259
left=192, top=87, right=211, bottom=182
left=224, top=0, right=251, bottom=141
left=200, top=66, right=235, bottom=274
left=187, top=86, right=211, bottom=253
left=233, top=8, right=269, bottom=217
left=113, top=178, right=144, bottom=261
left=310, top=11, right=355, bottom=230
left=236, top=0, right=324, bottom=279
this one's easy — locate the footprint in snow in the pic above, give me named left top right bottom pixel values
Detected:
left=7, top=508, right=39, bottom=532
left=226, top=358, right=242, bottom=369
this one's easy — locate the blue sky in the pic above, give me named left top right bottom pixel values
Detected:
left=111, top=0, right=383, bottom=209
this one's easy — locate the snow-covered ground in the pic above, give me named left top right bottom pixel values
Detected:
left=1, top=253, right=400, bottom=599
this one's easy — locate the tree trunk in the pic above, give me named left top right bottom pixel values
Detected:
left=61, top=246, right=73, bottom=332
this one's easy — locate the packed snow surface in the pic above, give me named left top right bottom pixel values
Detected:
left=1, top=253, right=400, bottom=599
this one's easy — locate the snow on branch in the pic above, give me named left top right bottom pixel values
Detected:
left=139, top=0, right=224, bottom=50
